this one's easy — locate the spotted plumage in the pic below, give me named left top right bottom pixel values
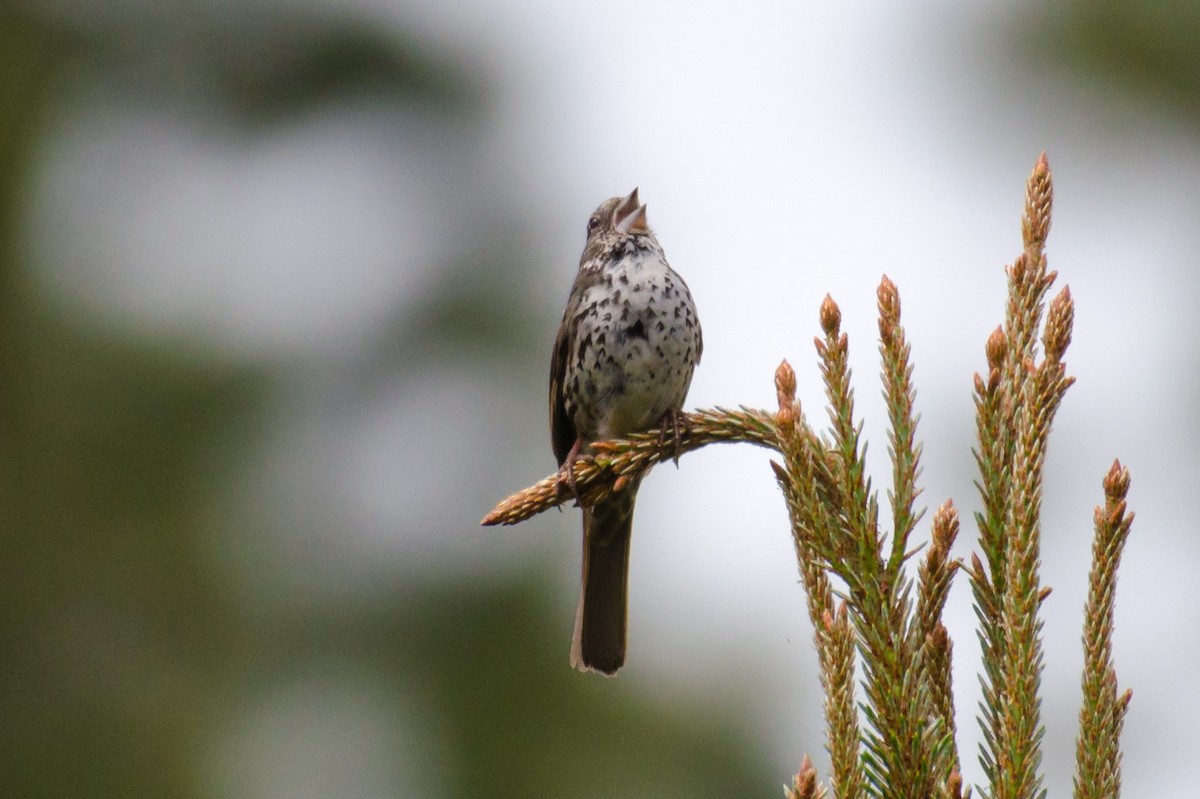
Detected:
left=549, top=188, right=702, bottom=675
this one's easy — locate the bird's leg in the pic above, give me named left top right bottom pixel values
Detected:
left=557, top=437, right=585, bottom=504
left=656, top=409, right=686, bottom=466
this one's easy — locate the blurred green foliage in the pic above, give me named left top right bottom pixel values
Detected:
left=1020, top=1, right=1200, bottom=120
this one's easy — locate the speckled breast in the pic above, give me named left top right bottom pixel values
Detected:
left=565, top=244, right=701, bottom=441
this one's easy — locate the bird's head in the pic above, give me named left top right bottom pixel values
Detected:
left=581, top=188, right=654, bottom=263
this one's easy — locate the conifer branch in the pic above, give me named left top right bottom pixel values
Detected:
left=813, top=291, right=942, bottom=799
left=480, top=407, right=781, bottom=526
left=919, top=501, right=962, bottom=777
left=774, top=360, right=865, bottom=799
left=878, top=275, right=924, bottom=573
left=1073, top=461, right=1134, bottom=799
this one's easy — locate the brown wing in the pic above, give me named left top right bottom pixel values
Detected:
left=549, top=305, right=576, bottom=467
left=550, top=263, right=604, bottom=465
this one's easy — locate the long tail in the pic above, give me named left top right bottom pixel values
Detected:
left=570, top=487, right=638, bottom=675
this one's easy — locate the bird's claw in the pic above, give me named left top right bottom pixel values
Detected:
left=557, top=438, right=584, bottom=505
left=656, top=409, right=686, bottom=466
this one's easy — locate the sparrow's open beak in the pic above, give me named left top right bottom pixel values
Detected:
left=613, top=187, right=649, bottom=234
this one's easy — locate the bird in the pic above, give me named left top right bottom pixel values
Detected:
left=549, top=188, right=702, bottom=675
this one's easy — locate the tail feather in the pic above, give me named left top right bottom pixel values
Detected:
left=570, top=488, right=637, bottom=675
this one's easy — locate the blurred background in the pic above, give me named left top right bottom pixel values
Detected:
left=1, top=0, right=1195, bottom=796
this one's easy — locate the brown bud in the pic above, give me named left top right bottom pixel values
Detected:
left=612, top=475, right=630, bottom=493
left=947, top=768, right=964, bottom=799
left=931, top=499, right=960, bottom=555
left=777, top=357, right=796, bottom=412
left=1010, top=255, right=1026, bottom=283
left=819, top=294, right=841, bottom=336
left=1038, top=585, right=1053, bottom=603
left=1044, top=285, right=1074, bottom=361
left=929, top=622, right=949, bottom=652
left=986, top=326, right=1007, bottom=372
left=969, top=552, right=987, bottom=585
left=794, top=754, right=818, bottom=799
left=877, top=274, right=900, bottom=339
left=1104, top=458, right=1131, bottom=500
left=1023, top=152, right=1054, bottom=249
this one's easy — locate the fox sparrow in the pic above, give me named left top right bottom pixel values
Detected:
left=549, top=188, right=702, bottom=675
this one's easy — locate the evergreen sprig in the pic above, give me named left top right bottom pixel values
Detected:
left=967, top=154, right=1078, bottom=799
left=1072, top=461, right=1134, bottom=799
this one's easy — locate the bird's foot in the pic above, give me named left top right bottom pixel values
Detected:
left=556, top=438, right=585, bottom=505
left=656, top=409, right=686, bottom=466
